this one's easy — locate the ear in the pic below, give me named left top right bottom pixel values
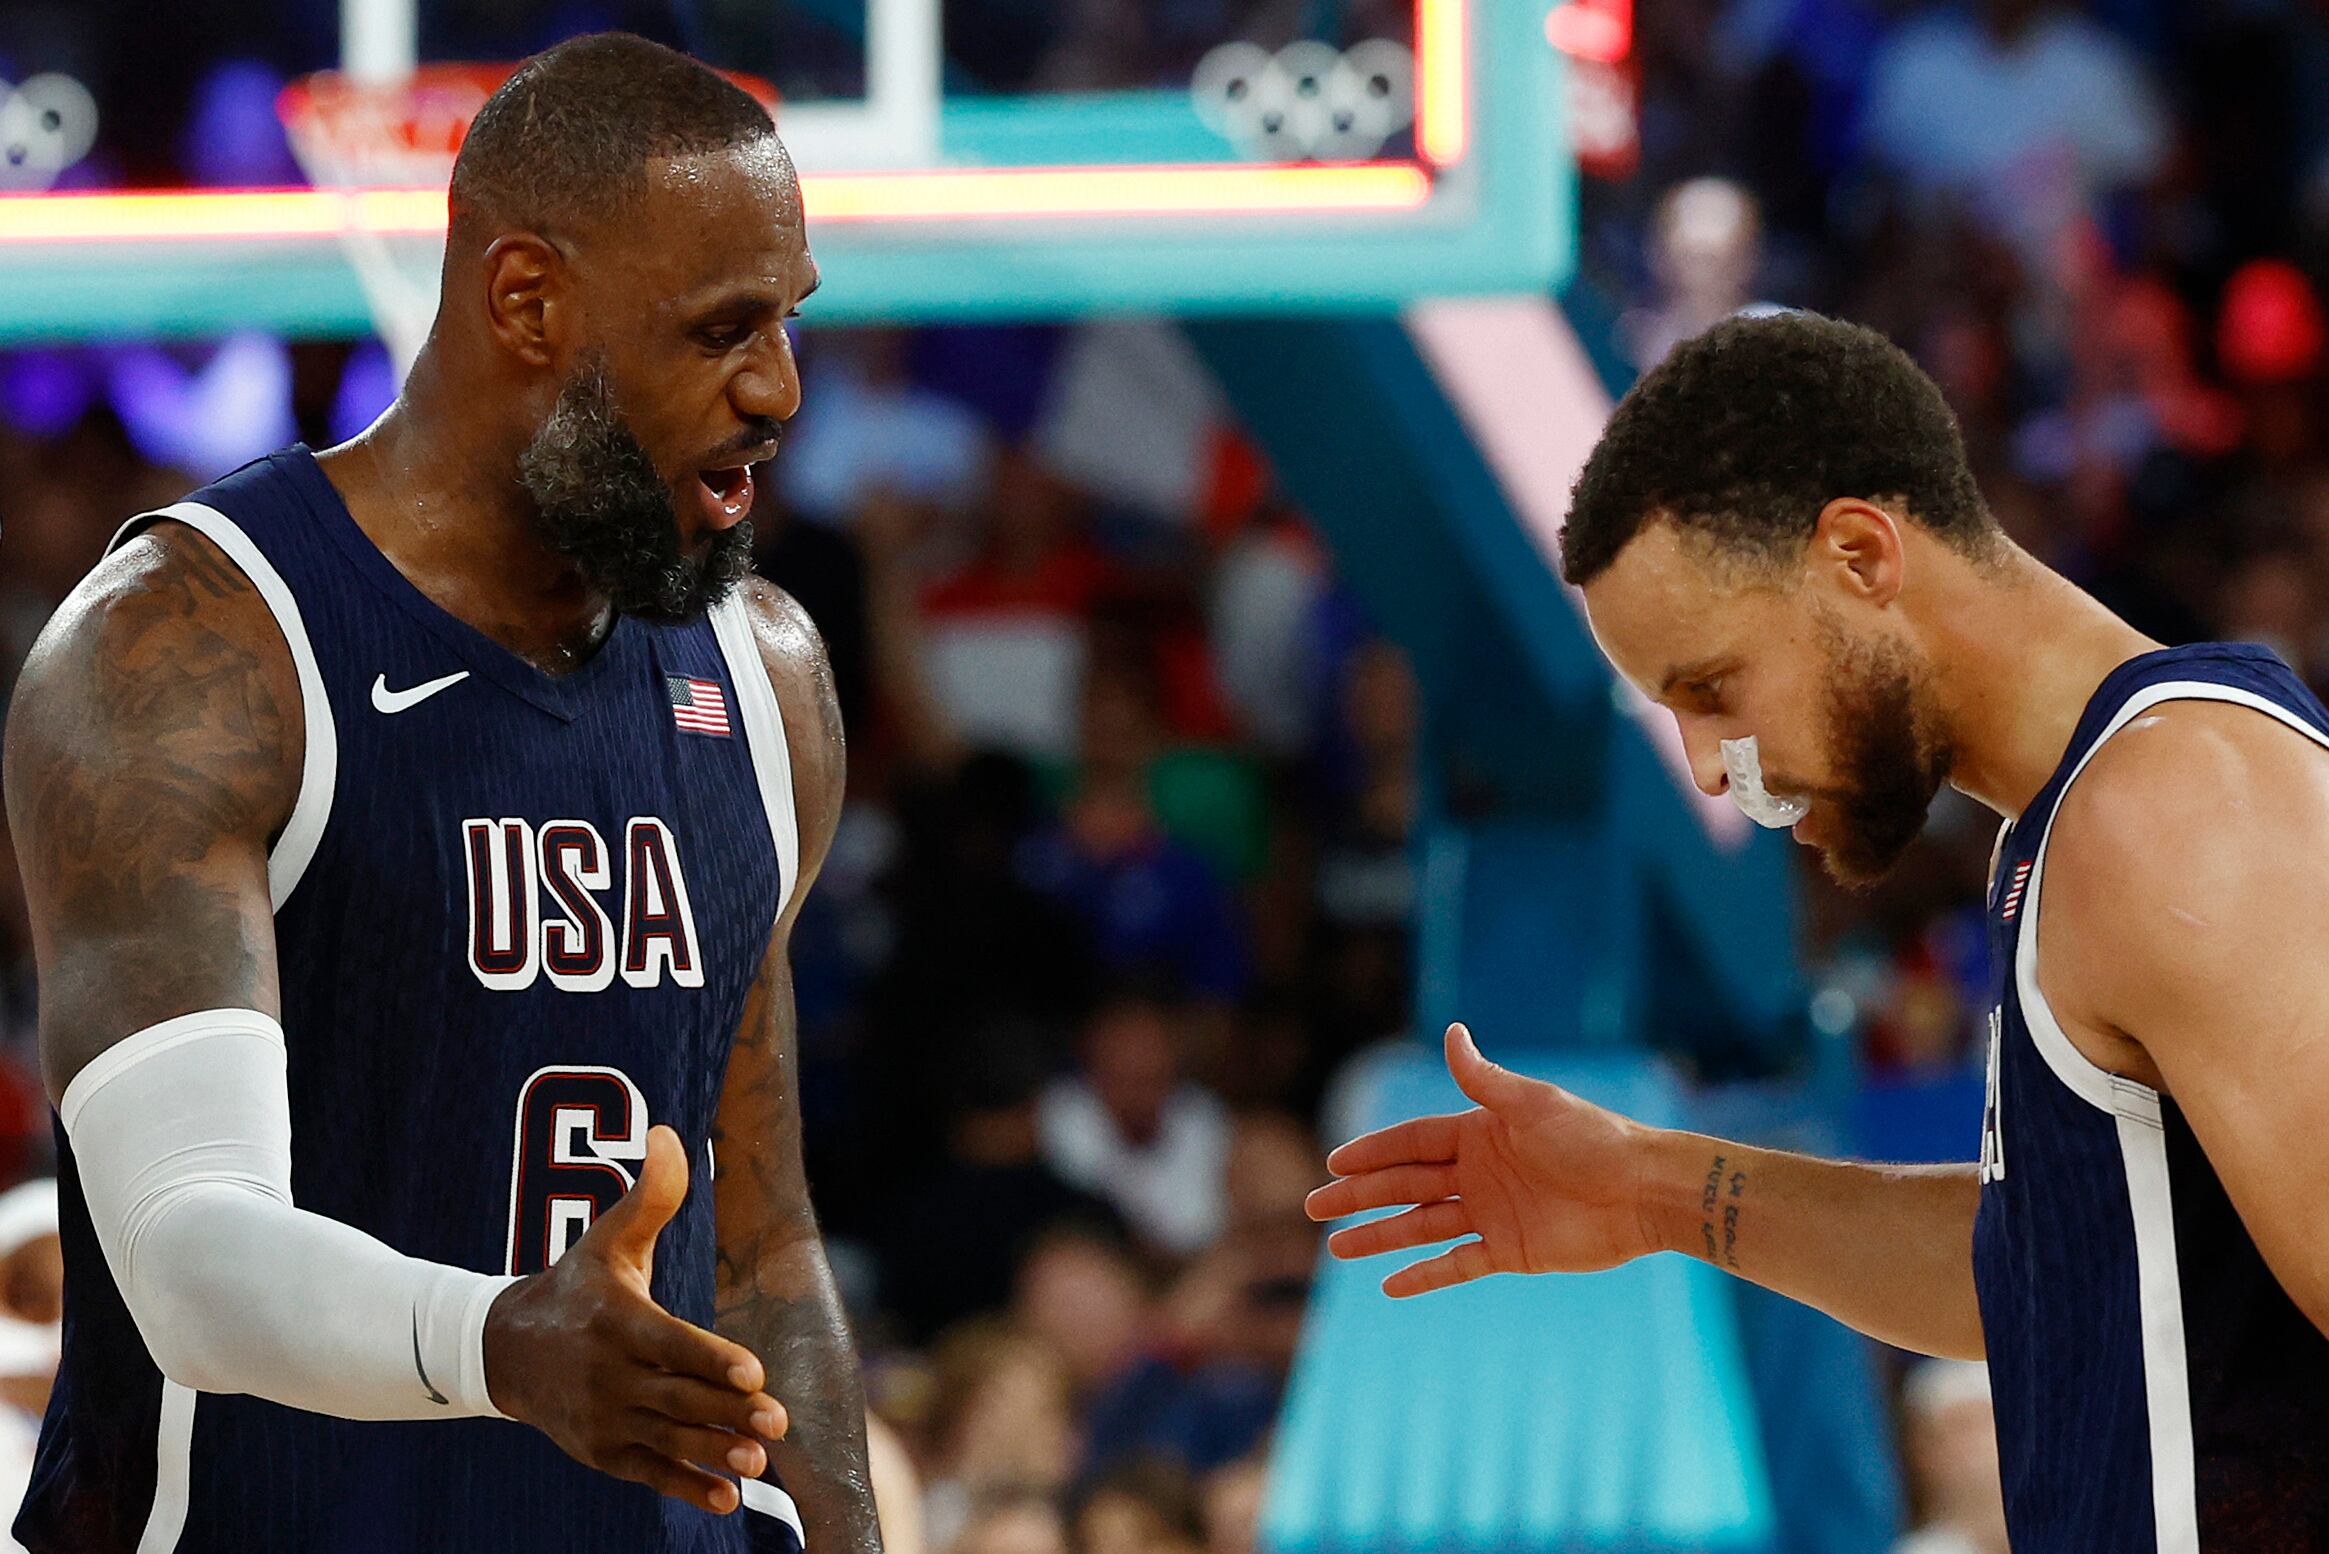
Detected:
left=479, top=234, right=569, bottom=369
left=1808, top=498, right=1906, bottom=607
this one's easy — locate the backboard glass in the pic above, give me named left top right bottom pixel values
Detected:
left=0, top=0, right=1570, bottom=342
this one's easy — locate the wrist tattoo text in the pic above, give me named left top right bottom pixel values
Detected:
left=1700, top=1155, right=1747, bottom=1269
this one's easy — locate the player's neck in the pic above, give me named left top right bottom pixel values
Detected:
left=1922, top=544, right=2162, bottom=821
left=322, top=362, right=618, bottom=671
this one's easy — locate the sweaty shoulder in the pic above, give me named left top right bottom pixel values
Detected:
left=3, top=520, right=304, bottom=1090
left=732, top=576, right=844, bottom=898
left=2041, top=697, right=2329, bottom=1054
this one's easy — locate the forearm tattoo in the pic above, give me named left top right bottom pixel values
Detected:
left=1699, top=1153, right=1748, bottom=1270
left=713, top=957, right=882, bottom=1554
left=711, top=595, right=878, bottom=1552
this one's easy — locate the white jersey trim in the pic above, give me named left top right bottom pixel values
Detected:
left=709, top=593, right=802, bottom=922
left=2013, top=679, right=2329, bottom=1118
left=2012, top=674, right=2329, bottom=1554
left=108, top=501, right=339, bottom=911
left=2117, top=1110, right=2198, bottom=1554
left=135, top=1379, right=195, bottom=1554
left=742, top=1477, right=807, bottom=1547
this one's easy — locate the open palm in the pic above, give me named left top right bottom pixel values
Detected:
left=1305, top=1023, right=1659, bottom=1296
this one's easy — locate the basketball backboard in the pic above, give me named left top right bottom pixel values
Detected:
left=0, top=0, right=1571, bottom=342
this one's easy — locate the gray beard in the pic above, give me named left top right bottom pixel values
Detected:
left=516, top=353, right=754, bottom=624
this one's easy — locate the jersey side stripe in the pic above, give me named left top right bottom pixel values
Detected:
left=709, top=595, right=800, bottom=921
left=2013, top=679, right=2329, bottom=1117
left=2118, top=1112, right=2198, bottom=1553
left=105, top=501, right=340, bottom=912
left=741, top=1477, right=806, bottom=1548
left=134, top=1380, right=196, bottom=1554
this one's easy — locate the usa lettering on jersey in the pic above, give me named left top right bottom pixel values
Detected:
left=462, top=817, right=705, bottom=992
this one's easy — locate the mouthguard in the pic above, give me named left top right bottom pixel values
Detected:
left=1719, top=736, right=1811, bottom=829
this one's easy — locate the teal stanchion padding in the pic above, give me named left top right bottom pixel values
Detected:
left=1266, top=1046, right=1775, bottom=1554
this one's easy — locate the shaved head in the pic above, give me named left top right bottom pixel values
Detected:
left=448, top=33, right=781, bottom=247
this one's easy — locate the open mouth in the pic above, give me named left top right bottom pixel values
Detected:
left=693, top=463, right=757, bottom=527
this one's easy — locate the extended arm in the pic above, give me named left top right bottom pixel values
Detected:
left=1308, top=1023, right=1986, bottom=1360
left=1634, top=1132, right=1983, bottom=1356
left=4, top=524, right=783, bottom=1509
left=715, top=581, right=882, bottom=1553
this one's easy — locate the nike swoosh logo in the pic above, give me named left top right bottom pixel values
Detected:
left=413, top=1310, right=449, bottom=1406
left=372, top=670, right=471, bottom=714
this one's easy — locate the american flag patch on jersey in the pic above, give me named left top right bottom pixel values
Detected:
left=667, top=675, right=732, bottom=737
left=1999, top=860, right=2033, bottom=921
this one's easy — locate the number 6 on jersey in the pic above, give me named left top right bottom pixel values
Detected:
left=507, top=1065, right=650, bottom=1274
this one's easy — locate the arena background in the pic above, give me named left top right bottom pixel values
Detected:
left=1, top=0, right=2312, bottom=1548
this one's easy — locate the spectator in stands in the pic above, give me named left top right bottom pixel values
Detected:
left=867, top=1414, right=931, bottom=1554
left=1623, top=177, right=1774, bottom=372
left=1070, top=1457, right=1207, bottom=1554
left=1010, top=801, right=1248, bottom=1011
left=1207, top=499, right=1329, bottom=762
left=1197, top=1454, right=1268, bottom=1554
left=919, top=449, right=1119, bottom=762
left=754, top=491, right=875, bottom=742
left=1045, top=645, right=1268, bottom=889
left=1010, top=1226, right=1155, bottom=1399
left=2220, top=541, right=2323, bottom=684
left=0, top=1179, right=59, bottom=1554
left=947, top=1486, right=1071, bottom=1554
left=1891, top=1360, right=2008, bottom=1554
left=920, top=1323, right=1081, bottom=1554
left=1861, top=0, right=2167, bottom=255
left=780, top=328, right=993, bottom=533
left=1164, top=1114, right=1319, bottom=1379
left=1300, top=639, right=1418, bottom=1086
left=1039, top=990, right=1232, bottom=1258
left=1016, top=668, right=1251, bottom=1005
left=1311, top=638, right=1418, bottom=936
left=880, top=1019, right=1128, bottom=1344
left=864, top=752, right=1098, bottom=1194
left=2215, top=258, right=2329, bottom=490
left=1081, top=1114, right=1317, bottom=1476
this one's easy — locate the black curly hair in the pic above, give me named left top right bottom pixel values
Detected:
left=1559, top=311, right=1999, bottom=587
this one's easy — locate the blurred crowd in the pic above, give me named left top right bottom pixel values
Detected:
left=1597, top=0, right=2329, bottom=1128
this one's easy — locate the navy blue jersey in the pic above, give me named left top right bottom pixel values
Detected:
left=1974, top=642, right=2329, bottom=1553
left=17, top=449, right=807, bottom=1554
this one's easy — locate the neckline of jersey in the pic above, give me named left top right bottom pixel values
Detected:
left=283, top=444, right=638, bottom=723
left=1997, top=639, right=2287, bottom=871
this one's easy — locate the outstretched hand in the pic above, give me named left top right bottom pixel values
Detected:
left=486, top=1125, right=789, bottom=1513
left=1304, top=1023, right=1665, bottom=1296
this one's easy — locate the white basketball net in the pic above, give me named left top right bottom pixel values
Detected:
left=280, top=69, right=495, bottom=376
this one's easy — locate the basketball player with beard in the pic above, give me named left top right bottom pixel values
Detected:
left=2, top=35, right=880, bottom=1554
left=1309, top=313, right=2329, bottom=1552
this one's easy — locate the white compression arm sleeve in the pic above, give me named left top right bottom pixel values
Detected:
left=60, top=1009, right=521, bottom=1420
